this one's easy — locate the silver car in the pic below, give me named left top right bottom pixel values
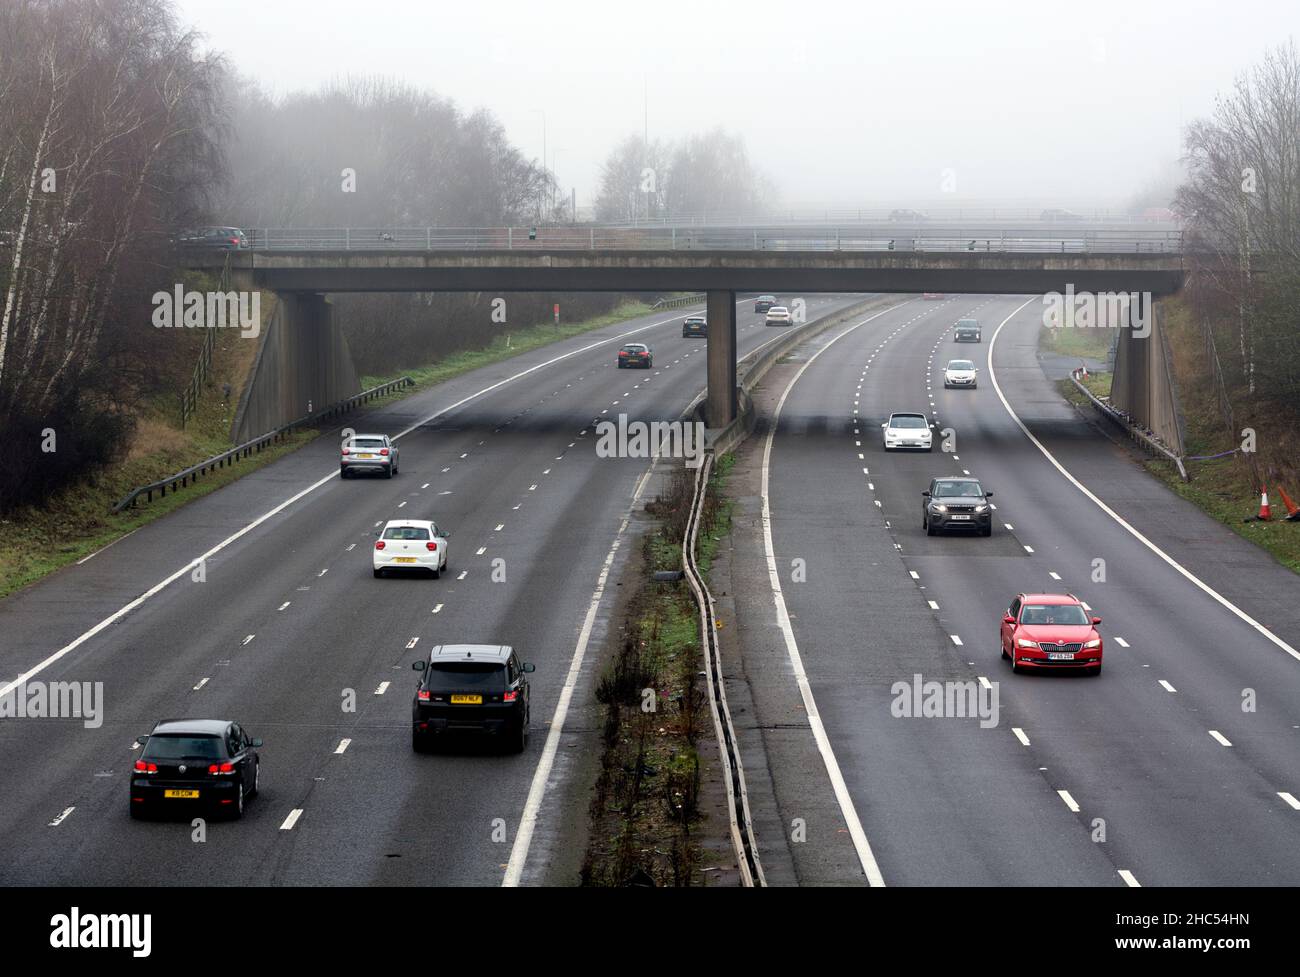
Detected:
left=341, top=433, right=399, bottom=478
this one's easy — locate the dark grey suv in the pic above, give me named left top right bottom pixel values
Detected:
left=922, top=476, right=993, bottom=536
left=412, top=644, right=534, bottom=753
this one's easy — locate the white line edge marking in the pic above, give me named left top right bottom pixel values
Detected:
left=758, top=302, right=912, bottom=887
left=503, top=462, right=658, bottom=887
left=987, top=300, right=1300, bottom=664
left=48, top=807, right=75, bottom=827
left=0, top=308, right=705, bottom=703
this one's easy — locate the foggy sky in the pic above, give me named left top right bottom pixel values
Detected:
left=175, top=0, right=1299, bottom=211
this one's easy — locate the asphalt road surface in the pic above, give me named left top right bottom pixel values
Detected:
left=0, top=293, right=863, bottom=886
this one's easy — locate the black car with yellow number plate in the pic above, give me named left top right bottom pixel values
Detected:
left=130, top=719, right=261, bottom=820
left=412, top=644, right=534, bottom=753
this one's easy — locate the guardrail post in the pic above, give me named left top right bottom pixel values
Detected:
left=426, top=227, right=431, bottom=250
left=672, top=227, right=676, bottom=250
left=508, top=226, right=512, bottom=249
left=345, top=228, right=350, bottom=250
left=590, top=227, right=595, bottom=249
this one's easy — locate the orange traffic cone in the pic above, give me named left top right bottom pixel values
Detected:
left=1257, top=489, right=1272, bottom=521
left=1277, top=485, right=1300, bottom=521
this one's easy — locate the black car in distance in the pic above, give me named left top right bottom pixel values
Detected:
left=130, top=719, right=261, bottom=820
left=412, top=644, right=534, bottom=753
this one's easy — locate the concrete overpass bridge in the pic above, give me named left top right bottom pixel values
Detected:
left=183, top=226, right=1185, bottom=431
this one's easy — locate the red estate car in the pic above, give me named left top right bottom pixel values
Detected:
left=1000, top=593, right=1103, bottom=676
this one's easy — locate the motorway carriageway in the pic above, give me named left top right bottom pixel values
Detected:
left=0, top=294, right=862, bottom=886
left=737, top=294, right=1300, bottom=885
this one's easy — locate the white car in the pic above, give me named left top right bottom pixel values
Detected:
left=765, top=306, right=793, bottom=326
left=882, top=412, right=934, bottom=451
left=942, top=359, right=978, bottom=389
left=373, top=519, right=449, bottom=578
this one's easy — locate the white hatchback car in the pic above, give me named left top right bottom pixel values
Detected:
left=882, top=412, right=934, bottom=451
left=942, top=359, right=978, bottom=389
left=373, top=520, right=450, bottom=579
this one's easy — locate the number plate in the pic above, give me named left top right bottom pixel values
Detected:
left=357, top=453, right=375, bottom=458
left=949, top=514, right=971, bottom=520
left=450, top=694, right=482, bottom=705
left=394, top=557, right=417, bottom=563
left=164, top=789, right=200, bottom=799
left=1048, top=652, right=1075, bottom=661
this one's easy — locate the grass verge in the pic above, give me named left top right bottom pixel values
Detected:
left=581, top=454, right=735, bottom=886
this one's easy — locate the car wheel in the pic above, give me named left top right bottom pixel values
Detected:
left=1010, top=650, right=1023, bottom=674
left=412, top=731, right=427, bottom=753
left=431, top=564, right=440, bottom=579
left=511, top=716, right=528, bottom=754
left=230, top=785, right=244, bottom=820
left=1087, top=664, right=1102, bottom=677
left=385, top=466, right=393, bottom=479
left=340, top=467, right=348, bottom=478
left=981, top=525, right=992, bottom=537
left=373, top=568, right=383, bottom=579
left=1000, top=644, right=1010, bottom=661
left=248, top=761, right=259, bottom=798
left=926, top=520, right=936, bottom=536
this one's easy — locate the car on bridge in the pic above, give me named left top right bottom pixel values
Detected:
left=942, top=359, right=978, bottom=388
left=1039, top=208, right=1083, bottom=222
left=130, top=719, right=262, bottom=820
left=618, top=343, right=653, bottom=368
left=882, top=411, right=933, bottom=451
left=754, top=294, right=778, bottom=313
left=374, top=519, right=449, bottom=578
left=953, top=318, right=981, bottom=342
left=176, top=225, right=249, bottom=249
left=682, top=315, right=707, bottom=338
left=1001, top=594, right=1103, bottom=676
left=412, top=644, right=534, bottom=753
left=922, top=476, right=992, bottom=536
left=889, top=209, right=928, bottom=222
left=341, top=433, right=399, bottom=478
left=765, top=305, right=793, bottom=326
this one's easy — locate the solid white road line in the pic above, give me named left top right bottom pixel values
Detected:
left=279, top=809, right=303, bottom=831
left=988, top=301, right=1300, bottom=665
left=1057, top=789, right=1080, bottom=813
left=1118, top=869, right=1141, bottom=887
left=1208, top=730, right=1233, bottom=747
left=503, top=462, right=659, bottom=887
left=758, top=303, right=913, bottom=888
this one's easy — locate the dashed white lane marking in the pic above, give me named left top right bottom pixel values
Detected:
left=334, top=739, right=351, bottom=755
left=457, top=571, right=468, bottom=580
left=1004, top=523, right=1014, bottom=530
left=1279, top=792, right=1300, bottom=810
left=1023, top=545, right=1034, bottom=554
left=280, top=809, right=304, bottom=831
left=1049, top=571, right=1061, bottom=580
left=442, top=467, right=451, bottom=473
left=1114, top=637, right=1130, bottom=648
left=909, top=571, right=919, bottom=580
left=988, top=301, right=1300, bottom=665
left=193, top=677, right=209, bottom=691
left=927, top=600, right=939, bottom=610
left=278, top=602, right=290, bottom=611
left=48, top=807, right=75, bottom=827
left=512, top=504, right=521, bottom=510
left=397, top=501, right=407, bottom=508
left=476, top=547, right=486, bottom=556
left=1158, top=679, right=1177, bottom=692
left=241, top=635, right=255, bottom=646
left=950, top=635, right=963, bottom=646
left=346, top=543, right=356, bottom=552
left=543, top=468, right=551, bottom=475
left=460, top=453, right=468, bottom=459
left=1208, top=730, right=1233, bottom=747
left=1012, top=727, right=1031, bottom=746
left=755, top=302, right=914, bottom=889
left=494, top=524, right=504, bottom=531
left=529, top=484, right=538, bottom=491
left=421, top=483, right=430, bottom=489
left=431, top=603, right=443, bottom=614
left=406, top=637, right=419, bottom=649
left=1118, top=869, right=1141, bottom=887
left=374, top=682, right=390, bottom=695
left=318, top=568, right=329, bottom=577
left=1058, top=789, right=1080, bottom=813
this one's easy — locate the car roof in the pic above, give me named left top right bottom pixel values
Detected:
left=889, top=411, right=927, bottom=419
left=349, top=433, right=387, bottom=439
left=623, top=343, right=648, bottom=349
left=151, top=719, right=231, bottom=736
left=935, top=476, right=980, bottom=483
left=383, top=518, right=434, bottom=528
left=1019, top=594, right=1080, bottom=605
left=427, top=644, right=513, bottom=663
left=685, top=315, right=705, bottom=320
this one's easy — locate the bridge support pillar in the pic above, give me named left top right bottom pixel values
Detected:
left=705, top=289, right=737, bottom=427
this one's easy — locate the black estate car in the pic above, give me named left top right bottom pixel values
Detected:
left=130, top=719, right=261, bottom=820
left=412, top=644, right=534, bottom=753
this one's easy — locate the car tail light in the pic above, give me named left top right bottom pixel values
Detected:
left=418, top=690, right=431, bottom=701
left=380, top=448, right=389, bottom=456
left=208, top=762, right=235, bottom=774
left=342, top=447, right=350, bottom=455
left=134, top=760, right=157, bottom=773
left=503, top=690, right=519, bottom=702
left=229, top=238, right=238, bottom=245
left=375, top=541, right=386, bottom=550
left=426, top=541, right=438, bottom=551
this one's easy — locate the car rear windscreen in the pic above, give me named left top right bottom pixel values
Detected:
left=424, top=662, right=508, bottom=692
left=351, top=438, right=385, bottom=448
left=143, top=735, right=224, bottom=761
left=383, top=526, right=430, bottom=540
